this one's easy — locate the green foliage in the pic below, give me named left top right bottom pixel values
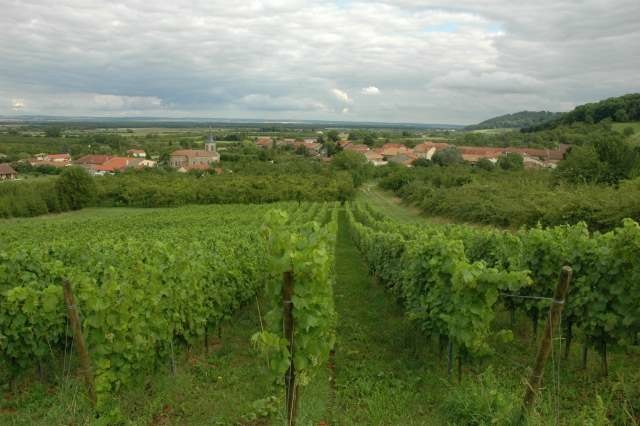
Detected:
left=55, top=166, right=96, bottom=210
left=326, top=130, right=340, bottom=142
left=380, top=165, right=640, bottom=230
left=0, top=168, right=355, bottom=219
left=433, top=146, right=463, bottom=166
left=556, top=137, right=640, bottom=184
left=0, top=203, right=301, bottom=413
left=345, top=202, right=531, bottom=358
left=412, top=157, right=432, bottom=168
left=44, top=127, right=63, bottom=138
left=466, top=110, right=562, bottom=131
left=556, top=93, right=640, bottom=126
left=497, top=152, right=524, bottom=170
left=253, top=206, right=337, bottom=389
left=475, top=158, right=495, bottom=171
left=331, top=150, right=371, bottom=187
left=441, top=368, right=518, bottom=425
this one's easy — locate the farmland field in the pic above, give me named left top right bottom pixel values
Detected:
left=2, top=198, right=639, bottom=425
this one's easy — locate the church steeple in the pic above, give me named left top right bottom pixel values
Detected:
left=205, top=125, right=216, bottom=152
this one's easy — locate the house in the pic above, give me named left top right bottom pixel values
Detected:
left=46, top=153, right=71, bottom=163
left=29, top=152, right=72, bottom=169
left=291, top=141, right=322, bottom=155
left=0, top=163, right=17, bottom=180
left=256, top=137, right=274, bottom=149
left=338, top=140, right=352, bottom=149
left=168, top=141, right=220, bottom=169
left=459, top=147, right=503, bottom=163
left=128, top=158, right=157, bottom=168
left=343, top=143, right=370, bottom=154
left=388, top=153, right=416, bottom=167
left=127, top=149, right=146, bottom=158
left=75, top=155, right=113, bottom=166
left=279, top=138, right=296, bottom=146
left=94, top=157, right=133, bottom=173
left=380, top=143, right=410, bottom=158
left=365, top=151, right=387, bottom=166
left=413, top=142, right=451, bottom=160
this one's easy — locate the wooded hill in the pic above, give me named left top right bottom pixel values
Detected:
left=465, top=111, right=561, bottom=130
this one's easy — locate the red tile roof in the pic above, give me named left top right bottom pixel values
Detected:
left=170, top=150, right=218, bottom=158
left=95, top=157, right=131, bottom=172
left=414, top=142, right=451, bottom=152
left=75, top=155, right=112, bottom=165
left=46, top=153, right=71, bottom=161
left=0, top=163, right=17, bottom=175
left=344, top=143, right=370, bottom=153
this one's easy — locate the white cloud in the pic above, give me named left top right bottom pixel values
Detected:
left=331, top=89, right=352, bottom=103
left=93, top=94, right=163, bottom=110
left=361, top=86, right=381, bottom=95
left=342, top=107, right=350, bottom=114
left=11, top=99, right=25, bottom=111
left=0, top=0, right=637, bottom=123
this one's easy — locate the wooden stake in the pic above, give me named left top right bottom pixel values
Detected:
left=447, top=338, right=453, bottom=380
left=521, top=266, right=572, bottom=416
left=62, top=278, right=97, bottom=409
left=582, top=341, right=588, bottom=369
left=283, top=270, right=298, bottom=426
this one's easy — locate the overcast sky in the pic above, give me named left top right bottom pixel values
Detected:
left=1, top=0, right=638, bottom=124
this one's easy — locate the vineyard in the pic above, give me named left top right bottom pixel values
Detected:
left=1, top=201, right=639, bottom=424
left=0, top=203, right=339, bottom=423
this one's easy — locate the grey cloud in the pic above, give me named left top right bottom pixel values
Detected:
left=0, top=0, right=638, bottom=123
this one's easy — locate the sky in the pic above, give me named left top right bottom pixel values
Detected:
left=1, top=0, right=639, bottom=124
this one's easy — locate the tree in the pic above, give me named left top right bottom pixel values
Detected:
left=554, top=146, right=605, bottom=184
left=323, top=140, right=339, bottom=157
left=332, top=151, right=370, bottom=187
left=363, top=134, right=376, bottom=146
left=45, top=126, right=62, bottom=138
left=55, top=166, right=96, bottom=210
left=432, top=147, right=463, bottom=166
left=295, top=145, right=308, bottom=156
left=497, top=152, right=524, bottom=170
left=326, top=130, right=340, bottom=143
left=412, top=158, right=432, bottom=168
left=476, top=158, right=495, bottom=171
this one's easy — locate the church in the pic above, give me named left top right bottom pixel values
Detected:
left=168, top=128, right=220, bottom=171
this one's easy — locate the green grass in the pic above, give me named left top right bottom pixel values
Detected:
left=2, top=205, right=639, bottom=424
left=0, top=294, right=329, bottom=425
left=358, top=183, right=490, bottom=229
left=612, top=121, right=640, bottom=145
left=332, top=209, right=444, bottom=425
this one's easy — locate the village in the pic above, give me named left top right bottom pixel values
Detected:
left=0, top=132, right=569, bottom=182
left=254, top=136, right=569, bottom=168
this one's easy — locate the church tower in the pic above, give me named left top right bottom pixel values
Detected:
left=204, top=125, right=216, bottom=152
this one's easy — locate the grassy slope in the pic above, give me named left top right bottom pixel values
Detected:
left=2, top=205, right=639, bottom=424
left=612, top=121, right=640, bottom=145
left=333, top=209, right=443, bottom=425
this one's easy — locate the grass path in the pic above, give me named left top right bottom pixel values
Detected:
left=331, top=209, right=443, bottom=425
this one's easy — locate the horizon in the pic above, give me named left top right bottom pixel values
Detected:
left=1, top=1, right=639, bottom=123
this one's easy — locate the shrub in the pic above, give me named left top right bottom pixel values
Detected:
left=441, top=368, right=517, bottom=425
left=55, top=166, right=97, bottom=210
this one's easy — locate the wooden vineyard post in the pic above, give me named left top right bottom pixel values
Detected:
left=62, top=278, right=97, bottom=409
left=521, top=266, right=572, bottom=417
left=283, top=270, right=298, bottom=426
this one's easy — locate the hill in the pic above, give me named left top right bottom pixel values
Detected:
left=525, top=93, right=640, bottom=131
left=465, top=111, right=562, bottom=130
